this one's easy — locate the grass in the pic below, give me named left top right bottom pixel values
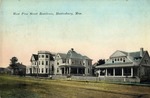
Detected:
left=0, top=75, right=150, bottom=98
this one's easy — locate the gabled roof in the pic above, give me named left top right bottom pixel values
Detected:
left=30, top=54, right=38, bottom=61
left=82, top=56, right=92, bottom=60
left=57, top=53, right=67, bottom=58
left=66, top=49, right=92, bottom=60
left=110, top=50, right=127, bottom=58
left=66, top=49, right=83, bottom=59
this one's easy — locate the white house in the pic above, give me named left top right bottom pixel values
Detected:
left=54, top=48, right=92, bottom=76
left=95, top=48, right=150, bottom=82
left=26, top=51, right=55, bottom=77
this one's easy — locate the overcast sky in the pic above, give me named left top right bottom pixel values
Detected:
left=1, top=0, right=150, bottom=67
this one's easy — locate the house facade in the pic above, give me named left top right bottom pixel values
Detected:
left=26, top=51, right=55, bottom=77
left=95, top=48, right=150, bottom=82
left=54, top=48, right=93, bottom=76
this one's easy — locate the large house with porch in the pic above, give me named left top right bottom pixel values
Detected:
left=26, top=51, right=55, bottom=77
left=54, top=48, right=92, bottom=76
left=95, top=48, right=150, bottom=82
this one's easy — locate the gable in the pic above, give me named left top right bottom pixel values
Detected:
left=140, top=51, right=150, bottom=66
left=110, top=50, right=127, bottom=58
left=31, top=55, right=35, bottom=61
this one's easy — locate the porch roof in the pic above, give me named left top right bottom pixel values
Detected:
left=59, top=65, right=85, bottom=68
left=95, top=62, right=138, bottom=68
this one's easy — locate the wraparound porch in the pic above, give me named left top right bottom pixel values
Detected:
left=96, top=67, right=135, bottom=77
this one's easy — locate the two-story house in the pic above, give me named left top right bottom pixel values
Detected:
left=95, top=48, right=150, bottom=82
left=26, top=51, right=55, bottom=77
left=54, top=48, right=92, bottom=76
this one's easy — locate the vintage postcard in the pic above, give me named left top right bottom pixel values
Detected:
left=0, top=0, right=150, bottom=98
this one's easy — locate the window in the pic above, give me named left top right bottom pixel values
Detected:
left=46, top=68, right=48, bottom=73
left=46, top=61, right=48, bottom=65
left=52, top=65, right=54, bottom=71
left=117, top=58, right=119, bottom=61
left=39, top=68, right=40, bottom=73
left=112, top=61, right=114, bottom=63
left=39, top=55, right=40, bottom=58
left=57, top=62, right=59, bottom=65
left=72, top=62, right=74, bottom=64
left=120, top=58, right=122, bottom=61
left=123, top=59, right=125, bottom=62
left=145, top=60, right=148, bottom=64
left=42, top=68, right=44, bottom=73
left=115, top=59, right=116, bottom=61
left=42, top=55, right=44, bottom=58
left=39, top=61, right=40, bottom=65
left=46, top=55, right=48, bottom=58
left=83, top=63, right=85, bottom=65
left=57, top=68, right=59, bottom=73
left=88, top=68, right=90, bottom=73
left=42, top=61, right=44, bottom=65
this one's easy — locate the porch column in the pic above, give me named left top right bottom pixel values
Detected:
left=113, top=68, right=115, bottom=76
left=64, top=67, right=66, bottom=75
left=99, top=69, right=101, bottom=77
left=77, top=68, right=79, bottom=74
left=69, top=67, right=71, bottom=74
left=66, top=67, right=68, bottom=74
left=105, top=69, right=107, bottom=76
left=131, top=67, right=133, bottom=77
left=122, top=68, right=124, bottom=76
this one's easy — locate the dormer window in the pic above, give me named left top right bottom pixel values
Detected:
left=120, top=58, right=122, bottom=61
left=46, top=55, right=48, bottom=58
left=112, top=61, right=114, bottom=63
left=145, top=59, right=148, bottom=64
left=123, top=59, right=125, bottom=62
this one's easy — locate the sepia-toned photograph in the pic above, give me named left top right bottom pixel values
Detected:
left=0, top=0, right=150, bottom=98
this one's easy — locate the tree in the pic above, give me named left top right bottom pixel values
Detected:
left=9, top=57, right=18, bottom=75
left=10, top=57, right=18, bottom=65
left=96, top=59, right=105, bottom=66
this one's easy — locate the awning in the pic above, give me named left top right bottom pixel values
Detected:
left=95, top=63, right=138, bottom=68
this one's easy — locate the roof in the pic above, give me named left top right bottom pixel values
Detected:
left=95, top=62, right=135, bottom=68
left=66, top=50, right=83, bottom=59
left=33, top=54, right=38, bottom=61
left=59, top=65, right=85, bottom=68
left=66, top=49, right=91, bottom=60
left=57, top=53, right=67, bottom=58
left=8, top=63, right=26, bottom=69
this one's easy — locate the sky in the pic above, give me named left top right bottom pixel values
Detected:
left=0, top=0, right=150, bottom=67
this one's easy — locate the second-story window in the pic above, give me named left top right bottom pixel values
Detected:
left=57, top=62, right=59, bottom=65
left=46, top=55, right=48, bottom=58
left=42, top=55, right=44, bottom=58
left=42, top=61, right=44, bottom=65
left=46, top=61, right=48, bottom=65
left=39, top=61, right=40, bottom=65
left=123, top=58, right=125, bottom=62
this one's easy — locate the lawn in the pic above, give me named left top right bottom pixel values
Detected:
left=0, top=75, right=150, bottom=98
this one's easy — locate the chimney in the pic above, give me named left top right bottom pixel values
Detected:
left=140, top=48, right=144, bottom=57
left=71, top=48, right=74, bottom=51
